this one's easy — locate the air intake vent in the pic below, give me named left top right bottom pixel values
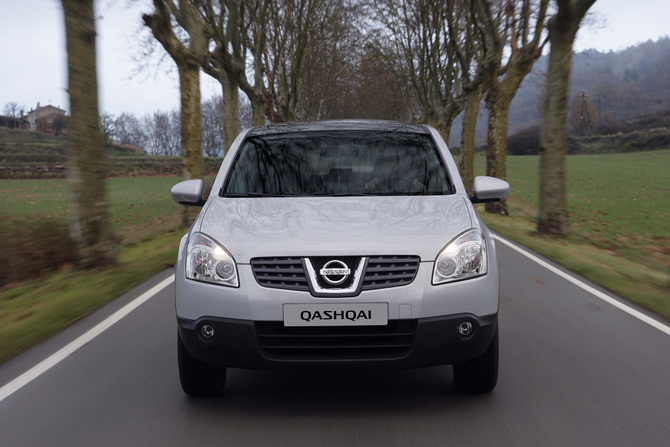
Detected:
left=255, top=320, right=417, bottom=361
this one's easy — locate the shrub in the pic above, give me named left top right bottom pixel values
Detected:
left=507, top=126, right=581, bottom=155
left=507, top=126, right=540, bottom=155
left=0, top=218, right=75, bottom=287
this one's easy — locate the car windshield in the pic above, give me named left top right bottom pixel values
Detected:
left=222, top=131, right=454, bottom=197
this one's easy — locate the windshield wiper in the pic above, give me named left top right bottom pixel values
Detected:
left=223, top=192, right=292, bottom=198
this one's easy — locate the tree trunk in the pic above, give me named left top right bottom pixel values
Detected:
left=459, top=86, right=483, bottom=197
left=143, top=0, right=207, bottom=225
left=238, top=5, right=267, bottom=127
left=484, top=82, right=511, bottom=215
left=177, top=62, right=202, bottom=181
left=538, top=36, right=572, bottom=235
left=537, top=0, right=595, bottom=235
left=437, top=101, right=463, bottom=153
left=63, top=0, right=116, bottom=268
left=177, top=61, right=203, bottom=226
left=239, top=79, right=266, bottom=127
left=222, top=74, right=239, bottom=153
left=538, top=0, right=595, bottom=235
left=252, top=96, right=266, bottom=126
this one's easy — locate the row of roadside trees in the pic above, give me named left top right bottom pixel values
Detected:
left=61, top=0, right=596, bottom=270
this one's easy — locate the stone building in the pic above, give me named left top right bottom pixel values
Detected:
left=25, top=103, right=67, bottom=133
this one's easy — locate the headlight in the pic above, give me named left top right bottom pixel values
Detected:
left=186, top=233, right=239, bottom=287
left=432, top=229, right=487, bottom=285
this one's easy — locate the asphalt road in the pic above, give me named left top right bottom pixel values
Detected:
left=0, top=237, right=668, bottom=446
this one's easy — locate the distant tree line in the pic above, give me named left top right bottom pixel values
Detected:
left=97, top=95, right=253, bottom=157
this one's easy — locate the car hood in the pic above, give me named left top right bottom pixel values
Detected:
left=197, top=196, right=474, bottom=262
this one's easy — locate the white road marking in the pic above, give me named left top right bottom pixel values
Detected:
left=495, top=234, right=670, bottom=336
left=0, top=276, right=174, bottom=405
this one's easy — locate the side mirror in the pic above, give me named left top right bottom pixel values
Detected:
left=171, top=179, right=206, bottom=207
left=470, top=176, right=509, bottom=203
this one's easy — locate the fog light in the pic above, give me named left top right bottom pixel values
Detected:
left=200, top=324, right=215, bottom=340
left=458, top=321, right=474, bottom=338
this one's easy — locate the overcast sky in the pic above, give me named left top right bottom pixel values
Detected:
left=1, top=0, right=669, bottom=118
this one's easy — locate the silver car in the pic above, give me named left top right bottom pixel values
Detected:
left=171, top=120, right=509, bottom=396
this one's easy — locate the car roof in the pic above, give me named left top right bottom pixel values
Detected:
left=246, top=120, right=430, bottom=136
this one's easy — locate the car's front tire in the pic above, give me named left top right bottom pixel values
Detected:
left=178, top=334, right=227, bottom=397
left=452, top=326, right=499, bottom=393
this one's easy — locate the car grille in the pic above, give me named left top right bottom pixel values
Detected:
left=255, top=320, right=417, bottom=361
left=251, top=257, right=310, bottom=291
left=362, top=256, right=420, bottom=290
left=250, top=255, right=420, bottom=292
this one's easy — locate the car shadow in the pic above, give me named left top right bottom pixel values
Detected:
left=183, top=366, right=496, bottom=417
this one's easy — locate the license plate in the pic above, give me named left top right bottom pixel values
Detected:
left=283, top=303, right=388, bottom=327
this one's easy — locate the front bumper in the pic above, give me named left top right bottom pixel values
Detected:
left=178, top=313, right=497, bottom=369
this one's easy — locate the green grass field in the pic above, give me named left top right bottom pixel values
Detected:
left=471, top=150, right=669, bottom=321
left=0, top=177, right=184, bottom=242
left=484, top=150, right=670, bottom=269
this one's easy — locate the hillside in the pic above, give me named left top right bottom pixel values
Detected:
left=508, top=37, right=670, bottom=135
left=0, top=127, right=222, bottom=179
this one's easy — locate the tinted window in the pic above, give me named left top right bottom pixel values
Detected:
left=223, top=131, right=453, bottom=196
